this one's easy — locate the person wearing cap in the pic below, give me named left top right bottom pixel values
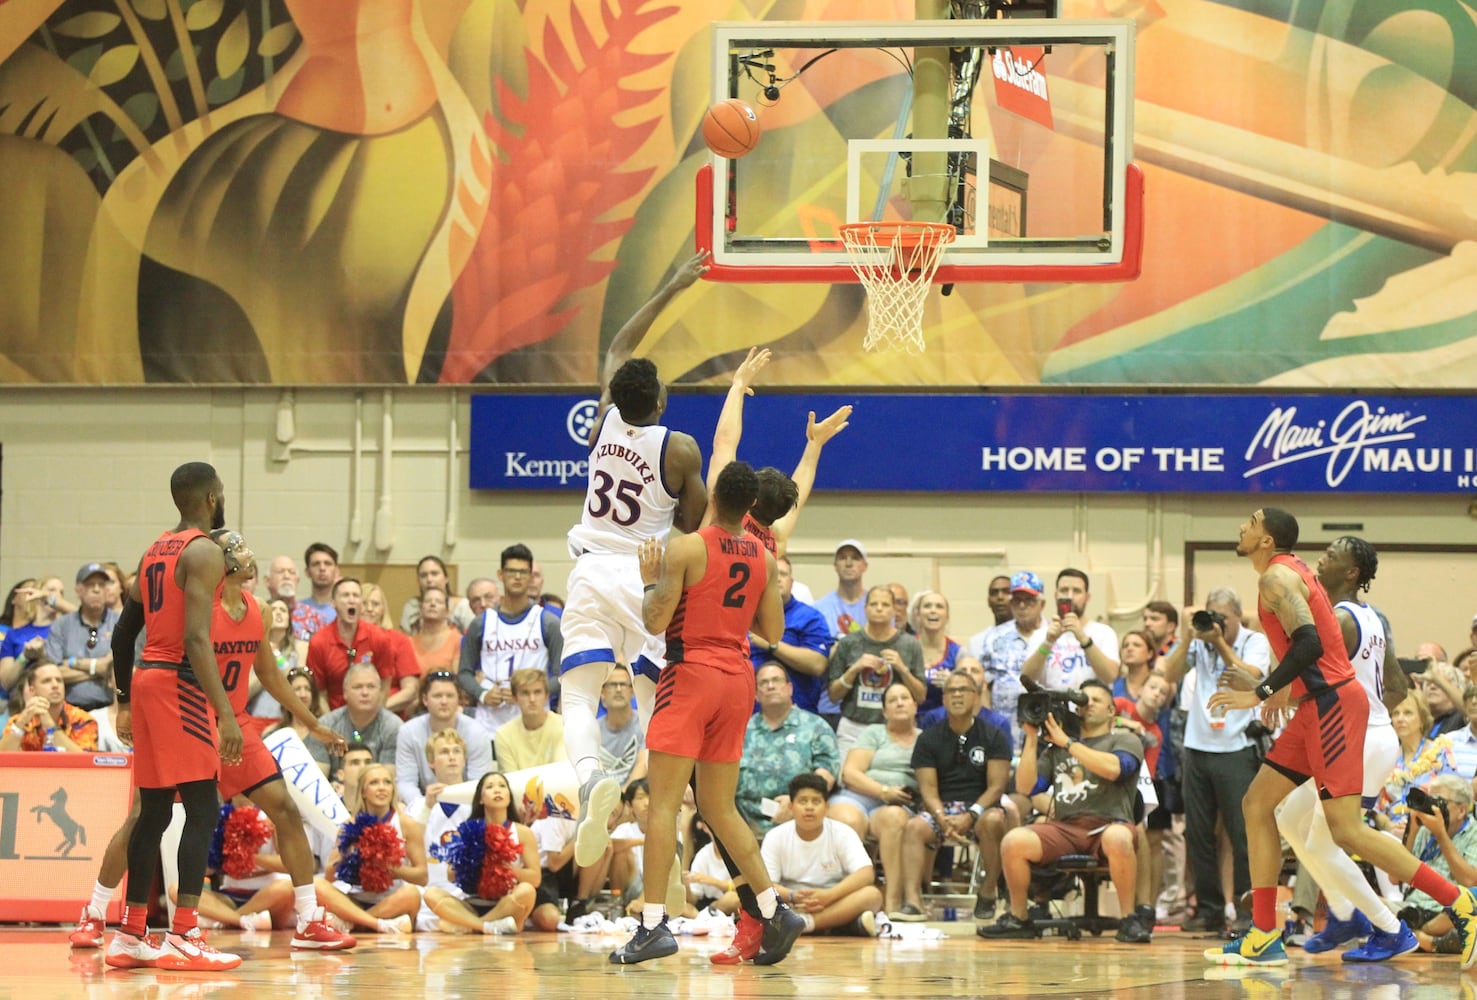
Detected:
left=43, top=563, right=122, bottom=710
left=966, top=571, right=1047, bottom=754
left=814, top=540, right=871, bottom=727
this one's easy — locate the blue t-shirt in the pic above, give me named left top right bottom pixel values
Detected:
left=751, top=596, right=834, bottom=713
left=0, top=622, right=50, bottom=662
left=918, top=639, right=962, bottom=718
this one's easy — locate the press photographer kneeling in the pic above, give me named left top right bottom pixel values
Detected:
left=1396, top=775, right=1477, bottom=953
left=979, top=679, right=1153, bottom=944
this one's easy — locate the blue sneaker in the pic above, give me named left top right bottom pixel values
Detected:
left=1301, top=909, right=1371, bottom=953
left=609, top=919, right=679, bottom=965
left=1204, top=926, right=1288, bottom=966
left=1342, top=921, right=1418, bottom=962
left=753, top=904, right=806, bottom=967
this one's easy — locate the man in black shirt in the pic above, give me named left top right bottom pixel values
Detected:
left=890, top=673, right=1011, bottom=923
left=980, top=679, right=1152, bottom=943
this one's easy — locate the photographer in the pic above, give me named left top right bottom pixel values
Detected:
left=980, top=680, right=1153, bottom=944
left=1159, top=588, right=1271, bottom=935
left=1396, top=775, right=1477, bottom=952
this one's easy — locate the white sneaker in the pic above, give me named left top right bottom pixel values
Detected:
left=574, top=772, right=621, bottom=868
left=105, top=930, right=165, bottom=969
left=375, top=915, right=412, bottom=935
left=156, top=929, right=242, bottom=971
left=482, top=916, right=518, bottom=935
left=237, top=911, right=272, bottom=932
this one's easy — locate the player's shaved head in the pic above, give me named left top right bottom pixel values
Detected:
left=171, top=462, right=219, bottom=507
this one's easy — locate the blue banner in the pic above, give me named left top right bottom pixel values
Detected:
left=470, top=393, right=1477, bottom=494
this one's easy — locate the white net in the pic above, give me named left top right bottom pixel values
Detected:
left=839, top=222, right=955, bottom=353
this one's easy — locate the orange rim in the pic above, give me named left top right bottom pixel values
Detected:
left=839, top=221, right=957, bottom=253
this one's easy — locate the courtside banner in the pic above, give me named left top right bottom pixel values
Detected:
left=470, top=393, right=1477, bottom=494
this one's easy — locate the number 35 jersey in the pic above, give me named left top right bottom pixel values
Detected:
left=567, top=407, right=678, bottom=556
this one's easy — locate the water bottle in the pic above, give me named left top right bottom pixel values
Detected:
left=43, top=726, right=58, bottom=751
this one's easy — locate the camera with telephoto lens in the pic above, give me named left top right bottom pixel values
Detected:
left=1405, top=786, right=1450, bottom=828
left=1192, top=608, right=1226, bottom=633
left=1016, top=678, right=1084, bottom=739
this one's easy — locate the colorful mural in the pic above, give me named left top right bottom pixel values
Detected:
left=1, top=0, right=1474, bottom=387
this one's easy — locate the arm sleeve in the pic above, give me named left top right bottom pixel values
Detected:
left=1112, top=751, right=1141, bottom=781
left=111, top=599, right=145, bottom=699
left=1259, top=624, right=1322, bottom=697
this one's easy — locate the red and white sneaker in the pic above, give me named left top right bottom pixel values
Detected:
left=155, top=929, right=242, bottom=971
left=104, top=930, right=165, bottom=969
left=710, top=910, right=763, bottom=965
left=292, top=908, right=357, bottom=951
left=69, top=906, right=105, bottom=948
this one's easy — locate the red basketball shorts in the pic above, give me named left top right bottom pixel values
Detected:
left=646, top=660, right=755, bottom=763
left=132, top=666, right=219, bottom=789
left=1265, top=681, right=1369, bottom=800
left=217, top=725, right=282, bottom=800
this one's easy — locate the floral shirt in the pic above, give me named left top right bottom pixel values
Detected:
left=15, top=703, right=99, bottom=751
left=1379, top=735, right=1460, bottom=824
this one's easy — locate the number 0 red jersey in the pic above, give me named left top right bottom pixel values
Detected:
left=665, top=525, right=767, bottom=674
left=213, top=591, right=263, bottom=718
left=139, top=528, right=209, bottom=665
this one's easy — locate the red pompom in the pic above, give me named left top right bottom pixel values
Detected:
left=356, top=821, right=406, bottom=894
left=221, top=806, right=274, bottom=880
left=477, top=823, right=522, bottom=900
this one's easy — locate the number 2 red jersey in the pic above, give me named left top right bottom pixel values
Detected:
left=140, top=528, right=209, bottom=664
left=1257, top=552, right=1355, bottom=699
left=213, top=591, right=262, bottom=719
left=665, top=526, right=767, bottom=674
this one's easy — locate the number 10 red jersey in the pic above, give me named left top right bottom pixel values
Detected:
left=139, top=528, right=209, bottom=664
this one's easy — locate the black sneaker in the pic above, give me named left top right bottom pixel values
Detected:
left=564, top=898, right=591, bottom=926
left=754, top=904, right=806, bottom=966
left=974, top=896, right=997, bottom=921
left=1116, top=913, right=1152, bottom=944
left=977, top=912, right=1037, bottom=940
left=1181, top=911, right=1225, bottom=934
left=609, top=920, right=679, bottom=965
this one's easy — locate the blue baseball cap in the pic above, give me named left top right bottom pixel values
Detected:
left=1010, top=571, right=1044, bottom=597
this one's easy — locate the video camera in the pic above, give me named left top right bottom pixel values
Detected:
left=1016, top=677, right=1084, bottom=739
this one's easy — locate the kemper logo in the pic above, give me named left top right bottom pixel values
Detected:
left=991, top=46, right=1052, bottom=130
left=504, top=452, right=588, bottom=485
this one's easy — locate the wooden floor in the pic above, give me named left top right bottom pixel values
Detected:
left=8, top=925, right=1473, bottom=999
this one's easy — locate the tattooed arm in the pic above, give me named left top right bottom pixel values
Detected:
left=1251, top=564, right=1322, bottom=698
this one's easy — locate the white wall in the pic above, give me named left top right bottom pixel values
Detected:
left=2, top=387, right=1474, bottom=655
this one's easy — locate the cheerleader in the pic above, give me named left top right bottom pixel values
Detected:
left=316, top=764, right=425, bottom=933
left=424, top=772, right=540, bottom=934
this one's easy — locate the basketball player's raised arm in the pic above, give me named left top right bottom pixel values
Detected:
left=1252, top=564, right=1321, bottom=698
left=702, top=347, right=771, bottom=526
left=251, top=602, right=346, bottom=755
left=182, top=539, right=242, bottom=761
left=770, top=405, right=852, bottom=549
left=752, top=551, right=785, bottom=646
left=668, top=432, right=708, bottom=534
left=638, top=536, right=689, bottom=635
left=596, top=251, right=710, bottom=414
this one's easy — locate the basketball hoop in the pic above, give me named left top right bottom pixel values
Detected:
left=839, top=222, right=956, bottom=353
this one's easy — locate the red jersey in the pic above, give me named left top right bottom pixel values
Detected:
left=743, top=513, right=777, bottom=555
left=666, top=525, right=768, bottom=674
left=139, top=528, right=209, bottom=664
left=214, top=590, right=262, bottom=719
left=306, top=619, right=401, bottom=709
left=1114, top=696, right=1161, bottom=777
left=1257, top=553, right=1355, bottom=698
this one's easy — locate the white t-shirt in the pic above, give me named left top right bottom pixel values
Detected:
left=760, top=817, right=872, bottom=890
left=532, top=816, right=576, bottom=869
left=1028, top=619, right=1121, bottom=691
left=613, top=820, right=645, bottom=880
left=689, top=842, right=730, bottom=903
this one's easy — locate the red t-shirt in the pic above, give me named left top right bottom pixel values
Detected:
left=213, top=591, right=263, bottom=719
left=1114, top=696, right=1161, bottom=778
left=306, top=620, right=402, bottom=709
left=665, top=526, right=767, bottom=674
left=139, top=528, right=209, bottom=664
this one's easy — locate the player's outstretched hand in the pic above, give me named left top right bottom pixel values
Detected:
left=218, top=716, right=244, bottom=766
left=670, top=249, right=711, bottom=290
left=638, top=537, right=666, bottom=587
left=807, top=404, right=852, bottom=444
left=732, top=346, right=771, bottom=394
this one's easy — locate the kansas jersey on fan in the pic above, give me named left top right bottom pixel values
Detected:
left=567, top=407, right=679, bottom=557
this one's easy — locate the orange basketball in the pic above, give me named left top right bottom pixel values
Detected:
left=702, top=98, right=762, bottom=159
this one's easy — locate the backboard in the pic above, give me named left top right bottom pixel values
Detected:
left=699, top=19, right=1140, bottom=284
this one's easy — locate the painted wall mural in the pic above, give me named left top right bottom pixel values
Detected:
left=1, top=0, right=1474, bottom=387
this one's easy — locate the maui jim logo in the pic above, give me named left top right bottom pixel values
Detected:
left=1243, top=401, right=1426, bottom=488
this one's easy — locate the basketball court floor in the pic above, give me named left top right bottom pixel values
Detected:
left=7, top=925, right=1469, bottom=999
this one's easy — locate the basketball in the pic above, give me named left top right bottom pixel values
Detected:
left=702, top=98, right=761, bottom=159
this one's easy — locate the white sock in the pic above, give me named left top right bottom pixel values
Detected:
left=641, top=903, right=666, bottom=930
left=756, top=888, right=777, bottom=919
left=90, top=881, right=115, bottom=919
left=800, top=914, right=815, bottom=933
left=482, top=916, right=517, bottom=935
left=293, top=884, right=317, bottom=920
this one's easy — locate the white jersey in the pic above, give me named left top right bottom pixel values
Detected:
left=1337, top=600, right=1391, bottom=729
left=424, top=802, right=471, bottom=891
left=475, top=605, right=549, bottom=732
left=567, top=407, right=677, bottom=556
